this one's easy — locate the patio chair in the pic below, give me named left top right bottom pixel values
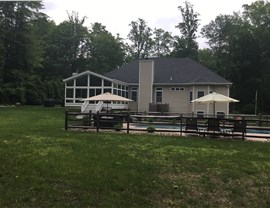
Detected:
left=205, top=118, right=221, bottom=137
left=232, top=120, right=247, bottom=140
left=185, top=118, right=199, bottom=135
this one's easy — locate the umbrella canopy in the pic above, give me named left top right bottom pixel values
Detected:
left=82, top=92, right=133, bottom=102
left=191, top=92, right=239, bottom=103
left=191, top=92, right=239, bottom=116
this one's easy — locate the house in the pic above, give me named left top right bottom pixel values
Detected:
left=63, top=57, right=232, bottom=115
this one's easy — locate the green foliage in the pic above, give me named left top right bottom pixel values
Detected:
left=88, top=23, right=126, bottom=74
left=114, top=123, right=123, bottom=131
left=172, top=1, right=200, bottom=60
left=147, top=117, right=155, bottom=123
left=201, top=1, right=270, bottom=113
left=146, top=125, right=156, bottom=132
left=127, top=18, right=154, bottom=59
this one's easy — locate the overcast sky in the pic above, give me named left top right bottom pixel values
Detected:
left=42, top=0, right=256, bottom=48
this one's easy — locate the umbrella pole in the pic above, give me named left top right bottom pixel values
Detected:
left=213, top=101, right=216, bottom=118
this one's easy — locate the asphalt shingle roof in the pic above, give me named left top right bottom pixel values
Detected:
left=105, top=57, right=231, bottom=85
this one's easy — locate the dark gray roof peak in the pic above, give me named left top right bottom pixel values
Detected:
left=105, top=57, right=231, bottom=85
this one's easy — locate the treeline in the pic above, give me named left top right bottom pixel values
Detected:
left=0, top=1, right=269, bottom=114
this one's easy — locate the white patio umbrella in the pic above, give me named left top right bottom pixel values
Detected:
left=82, top=92, right=133, bottom=112
left=82, top=92, right=133, bottom=102
left=191, top=92, right=239, bottom=117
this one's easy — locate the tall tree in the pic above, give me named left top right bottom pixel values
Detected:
left=201, top=1, right=270, bottom=113
left=88, top=23, right=126, bottom=74
left=172, top=1, right=200, bottom=60
left=0, top=1, right=45, bottom=83
left=201, top=14, right=244, bottom=79
left=44, top=11, right=89, bottom=77
left=242, top=0, right=270, bottom=112
left=152, top=28, right=173, bottom=57
left=127, top=18, right=153, bottom=59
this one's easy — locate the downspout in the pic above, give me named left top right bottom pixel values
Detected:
left=64, top=82, right=67, bottom=107
left=227, top=86, right=230, bottom=115
left=192, top=84, right=195, bottom=113
left=207, top=85, right=210, bottom=115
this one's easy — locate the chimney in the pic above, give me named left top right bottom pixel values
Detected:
left=138, top=59, right=154, bottom=112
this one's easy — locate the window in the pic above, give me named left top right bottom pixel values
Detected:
left=104, top=79, right=111, bottom=87
left=96, top=89, right=101, bottom=95
left=75, top=89, right=87, bottom=98
left=197, top=111, right=204, bottom=118
left=90, top=75, right=102, bottom=86
left=197, top=91, right=204, bottom=98
left=170, top=87, right=182, bottom=91
left=66, top=89, right=73, bottom=98
left=189, top=91, right=193, bottom=102
left=156, top=88, right=163, bottom=103
left=76, top=76, right=88, bottom=86
left=89, top=89, right=95, bottom=97
left=175, top=87, right=180, bottom=91
left=131, top=87, right=137, bottom=102
left=103, top=88, right=111, bottom=93
left=66, top=80, right=74, bottom=86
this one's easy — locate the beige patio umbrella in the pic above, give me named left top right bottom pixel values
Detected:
left=82, top=92, right=133, bottom=102
left=82, top=92, right=133, bottom=112
left=191, top=92, right=239, bottom=117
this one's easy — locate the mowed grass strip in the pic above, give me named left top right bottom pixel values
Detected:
left=0, top=106, right=270, bottom=207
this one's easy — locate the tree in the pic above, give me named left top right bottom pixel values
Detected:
left=242, top=0, right=270, bottom=112
left=87, top=23, right=126, bottom=74
left=201, top=14, right=244, bottom=79
left=198, top=48, right=216, bottom=69
left=201, top=1, right=270, bottom=113
left=44, top=11, right=89, bottom=77
left=0, top=1, right=45, bottom=83
left=127, top=18, right=153, bottom=59
left=152, top=28, right=173, bottom=57
left=172, top=1, right=200, bottom=60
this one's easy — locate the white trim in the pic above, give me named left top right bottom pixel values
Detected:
left=63, top=70, right=128, bottom=85
left=192, top=85, right=195, bottom=112
left=227, top=86, right=230, bottom=115
left=155, top=87, right=163, bottom=103
left=151, top=61, right=154, bottom=103
left=153, top=82, right=232, bottom=86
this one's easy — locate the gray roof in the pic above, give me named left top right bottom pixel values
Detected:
left=105, top=57, right=231, bottom=85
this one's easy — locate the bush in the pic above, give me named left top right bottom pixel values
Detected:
left=114, top=123, right=123, bottom=131
left=147, top=126, right=155, bottom=133
left=241, top=104, right=255, bottom=114
left=0, top=88, right=9, bottom=104
left=44, top=98, right=55, bottom=107
left=25, top=90, right=43, bottom=105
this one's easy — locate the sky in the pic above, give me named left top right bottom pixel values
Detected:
left=42, top=0, right=256, bottom=48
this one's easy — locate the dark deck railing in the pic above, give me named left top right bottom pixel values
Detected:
left=64, top=110, right=270, bottom=140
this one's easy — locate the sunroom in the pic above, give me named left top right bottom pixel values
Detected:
left=63, top=71, right=129, bottom=112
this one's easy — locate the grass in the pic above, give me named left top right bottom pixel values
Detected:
left=0, top=106, right=270, bottom=207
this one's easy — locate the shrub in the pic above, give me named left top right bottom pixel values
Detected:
left=147, top=118, right=154, bottom=123
left=147, top=125, right=155, bottom=133
left=114, top=123, right=123, bottom=131
left=242, top=104, right=255, bottom=114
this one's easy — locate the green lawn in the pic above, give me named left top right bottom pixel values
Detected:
left=0, top=106, right=270, bottom=207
